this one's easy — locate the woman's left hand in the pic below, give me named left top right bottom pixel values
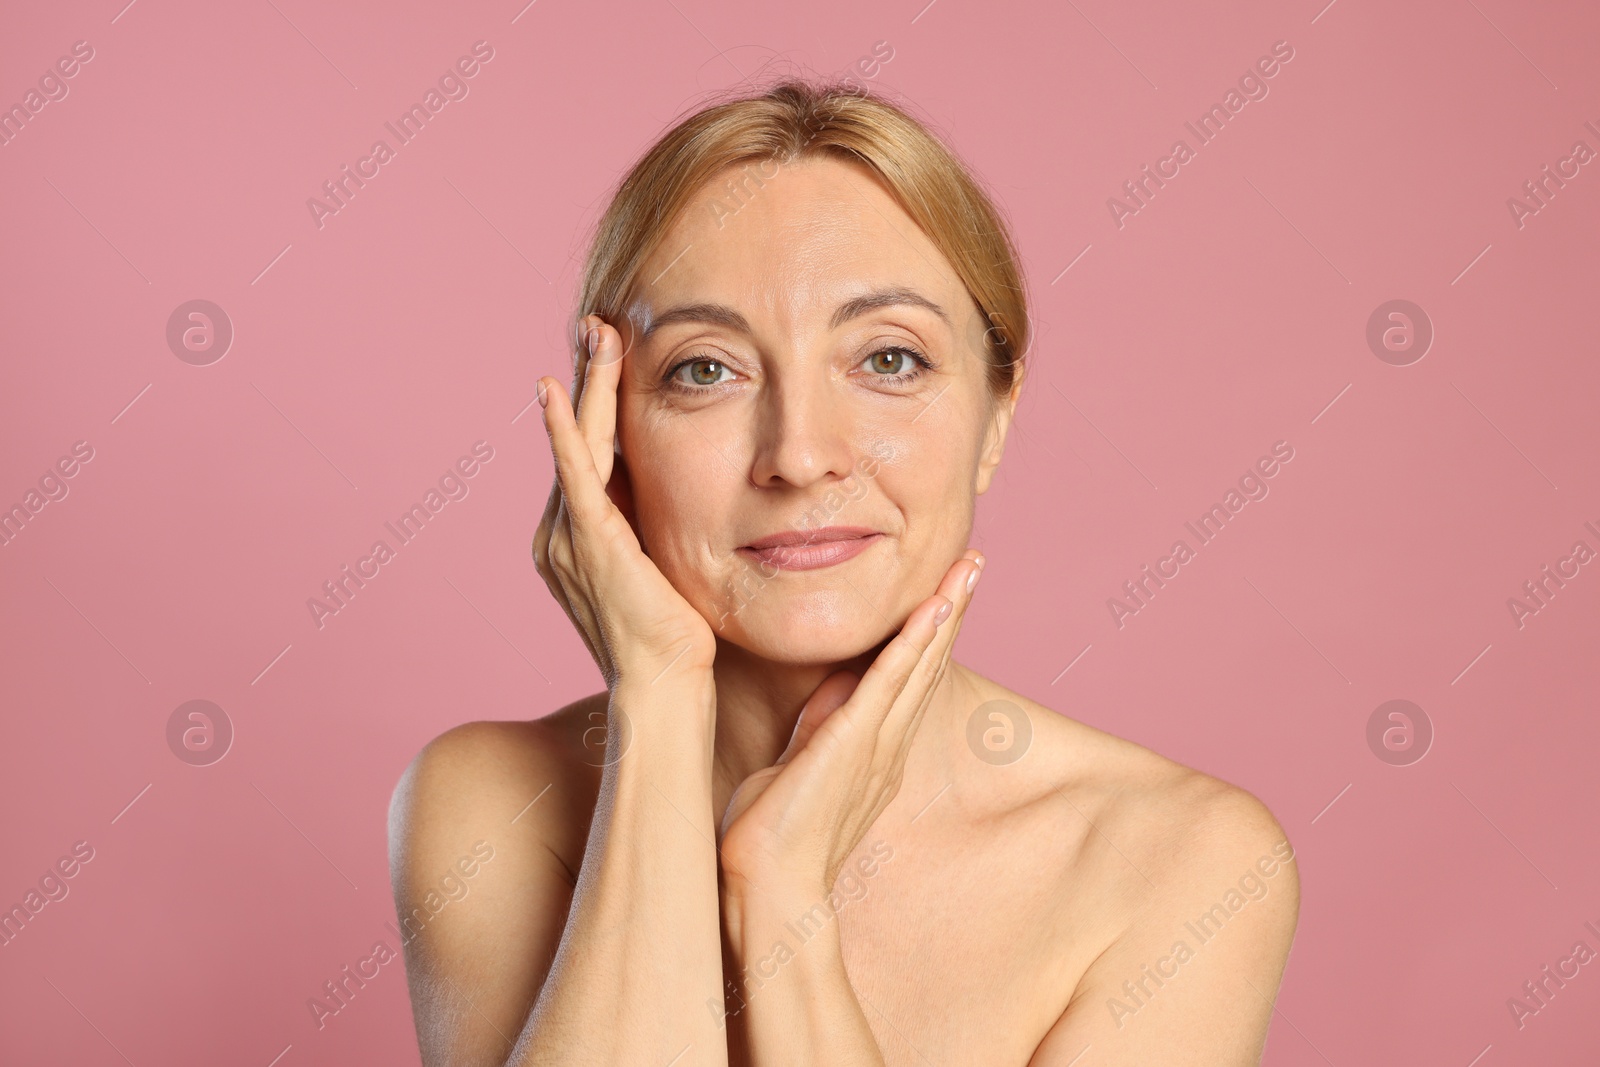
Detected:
left=718, top=549, right=984, bottom=899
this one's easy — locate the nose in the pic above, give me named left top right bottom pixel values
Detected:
left=748, top=372, right=859, bottom=490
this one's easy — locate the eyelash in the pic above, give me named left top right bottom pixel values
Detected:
left=662, top=345, right=937, bottom=393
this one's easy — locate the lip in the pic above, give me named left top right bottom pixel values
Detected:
left=737, top=526, right=883, bottom=572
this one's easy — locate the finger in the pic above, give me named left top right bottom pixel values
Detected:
left=848, top=551, right=983, bottom=733
left=575, top=319, right=625, bottom=486
left=539, top=375, right=614, bottom=529
left=779, top=670, right=861, bottom=765
left=880, top=550, right=984, bottom=741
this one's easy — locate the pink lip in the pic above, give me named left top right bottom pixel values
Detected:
left=737, top=526, right=883, bottom=572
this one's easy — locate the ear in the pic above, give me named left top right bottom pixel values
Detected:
left=975, top=360, right=1025, bottom=496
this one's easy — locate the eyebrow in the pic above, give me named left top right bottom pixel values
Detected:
left=638, top=286, right=950, bottom=341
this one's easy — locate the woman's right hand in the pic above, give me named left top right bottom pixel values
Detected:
left=533, top=316, right=717, bottom=690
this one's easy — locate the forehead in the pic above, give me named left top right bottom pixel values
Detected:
left=627, top=155, right=968, bottom=332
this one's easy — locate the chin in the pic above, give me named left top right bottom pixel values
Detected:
left=712, top=595, right=896, bottom=666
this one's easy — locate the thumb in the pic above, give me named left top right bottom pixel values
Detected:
left=778, top=669, right=861, bottom=766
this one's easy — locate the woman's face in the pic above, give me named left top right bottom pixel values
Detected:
left=612, top=154, right=1019, bottom=664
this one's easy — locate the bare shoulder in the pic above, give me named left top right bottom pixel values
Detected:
left=956, top=673, right=1300, bottom=1063
left=387, top=693, right=611, bottom=887
left=983, top=675, right=1298, bottom=902
left=385, top=699, right=613, bottom=1064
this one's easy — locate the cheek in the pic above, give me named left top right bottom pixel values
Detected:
left=621, top=419, right=736, bottom=577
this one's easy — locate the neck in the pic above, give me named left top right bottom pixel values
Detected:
left=705, top=634, right=975, bottom=824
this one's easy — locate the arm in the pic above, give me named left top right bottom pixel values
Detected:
left=389, top=683, right=728, bottom=1067
left=720, top=882, right=883, bottom=1067
left=1029, top=789, right=1301, bottom=1066
left=386, top=318, right=731, bottom=1066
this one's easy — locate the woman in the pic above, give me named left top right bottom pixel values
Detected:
left=388, top=79, right=1299, bottom=1066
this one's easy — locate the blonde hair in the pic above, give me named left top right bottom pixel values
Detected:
left=574, top=79, right=1029, bottom=398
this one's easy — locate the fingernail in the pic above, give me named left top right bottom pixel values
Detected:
left=586, top=327, right=601, bottom=357
left=974, top=553, right=986, bottom=571
left=966, top=566, right=981, bottom=594
left=933, top=600, right=953, bottom=626
left=537, top=380, right=548, bottom=408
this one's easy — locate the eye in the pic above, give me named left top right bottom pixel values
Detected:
left=858, top=344, right=933, bottom=386
left=666, top=356, right=736, bottom=390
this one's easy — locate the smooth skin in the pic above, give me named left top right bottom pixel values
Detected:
left=388, top=155, right=1299, bottom=1066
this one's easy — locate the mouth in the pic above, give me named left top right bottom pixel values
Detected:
left=737, top=526, right=884, bottom=572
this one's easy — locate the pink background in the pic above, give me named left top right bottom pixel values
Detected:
left=3, top=0, right=1598, bottom=1063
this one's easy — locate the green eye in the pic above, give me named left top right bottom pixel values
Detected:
left=867, top=349, right=907, bottom=375
left=677, top=359, right=729, bottom=386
